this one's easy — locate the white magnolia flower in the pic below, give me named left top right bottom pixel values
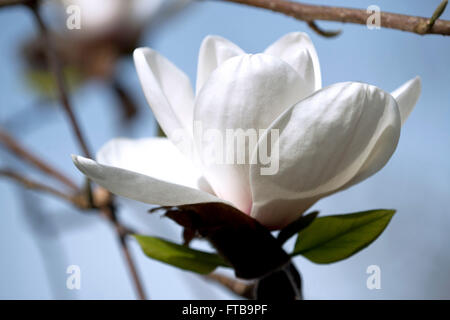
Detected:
left=72, top=32, right=421, bottom=229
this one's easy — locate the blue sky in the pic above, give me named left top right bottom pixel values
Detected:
left=0, top=0, right=449, bottom=299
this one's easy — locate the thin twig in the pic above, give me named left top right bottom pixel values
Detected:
left=219, top=0, right=450, bottom=36
left=205, top=273, right=255, bottom=299
left=0, top=168, right=79, bottom=204
left=307, top=21, right=341, bottom=38
left=0, top=166, right=147, bottom=299
left=101, top=205, right=147, bottom=300
left=28, top=0, right=92, bottom=158
left=0, top=128, right=78, bottom=191
left=0, top=0, right=148, bottom=301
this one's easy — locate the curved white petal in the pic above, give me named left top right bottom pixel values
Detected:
left=72, top=155, right=227, bottom=207
left=250, top=82, right=401, bottom=228
left=339, top=124, right=400, bottom=190
left=197, top=176, right=216, bottom=195
left=196, top=35, right=245, bottom=94
left=264, top=32, right=322, bottom=90
left=96, top=137, right=202, bottom=189
left=133, top=48, right=195, bottom=156
left=193, top=54, right=311, bottom=213
left=391, top=76, right=421, bottom=125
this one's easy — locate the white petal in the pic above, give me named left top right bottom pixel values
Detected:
left=197, top=176, right=216, bottom=195
left=196, top=35, right=245, bottom=94
left=193, top=54, right=310, bottom=213
left=133, top=48, right=195, bottom=155
left=264, top=32, right=322, bottom=90
left=96, top=137, right=202, bottom=189
left=250, top=82, right=401, bottom=228
left=339, top=123, right=400, bottom=190
left=391, top=76, right=421, bottom=125
left=72, top=155, right=227, bottom=207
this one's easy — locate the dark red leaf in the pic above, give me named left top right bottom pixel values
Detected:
left=151, top=202, right=290, bottom=280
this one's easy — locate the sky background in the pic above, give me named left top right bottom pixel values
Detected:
left=0, top=0, right=449, bottom=299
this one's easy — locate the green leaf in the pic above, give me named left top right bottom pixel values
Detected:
left=292, top=209, right=395, bottom=263
left=134, top=235, right=229, bottom=274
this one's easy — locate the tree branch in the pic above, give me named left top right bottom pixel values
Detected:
left=0, top=0, right=148, bottom=301
left=0, top=127, right=78, bottom=191
left=0, top=0, right=32, bottom=7
left=0, top=165, right=147, bottom=299
left=27, top=0, right=92, bottom=158
left=100, top=205, right=147, bottom=300
left=219, top=0, right=450, bottom=36
left=0, top=168, right=80, bottom=205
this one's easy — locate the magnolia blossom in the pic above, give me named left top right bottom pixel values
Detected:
left=72, top=32, right=421, bottom=229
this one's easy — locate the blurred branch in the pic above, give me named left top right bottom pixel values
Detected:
left=219, top=0, right=450, bottom=36
left=0, top=127, right=78, bottom=191
left=100, top=205, right=147, bottom=300
left=0, top=163, right=147, bottom=299
left=205, top=273, right=255, bottom=299
left=0, top=0, right=32, bottom=7
left=0, top=1, right=148, bottom=300
left=27, top=0, right=92, bottom=158
left=0, top=168, right=80, bottom=205
left=111, top=79, right=138, bottom=123
left=1, top=165, right=147, bottom=299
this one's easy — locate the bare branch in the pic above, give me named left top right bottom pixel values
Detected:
left=0, top=0, right=32, bottom=7
left=27, top=1, right=92, bottom=158
left=101, top=205, right=147, bottom=300
left=0, top=165, right=146, bottom=299
left=219, top=0, right=450, bottom=36
left=0, top=0, right=148, bottom=301
left=0, top=168, right=79, bottom=205
left=0, top=127, right=78, bottom=191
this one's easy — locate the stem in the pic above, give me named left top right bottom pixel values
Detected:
left=219, top=0, right=450, bottom=36
left=101, top=205, right=147, bottom=300
left=0, top=0, right=150, bottom=301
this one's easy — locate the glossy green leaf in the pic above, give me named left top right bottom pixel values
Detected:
left=292, top=209, right=395, bottom=263
left=134, top=235, right=229, bottom=274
